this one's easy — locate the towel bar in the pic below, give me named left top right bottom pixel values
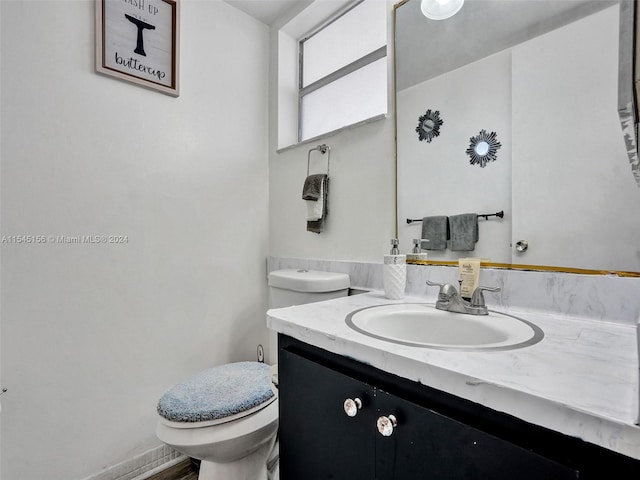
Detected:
left=406, top=211, right=504, bottom=224
left=307, top=144, right=330, bottom=177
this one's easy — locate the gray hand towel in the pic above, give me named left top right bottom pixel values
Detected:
left=302, top=174, right=327, bottom=201
left=449, top=213, right=478, bottom=251
left=421, top=216, right=449, bottom=250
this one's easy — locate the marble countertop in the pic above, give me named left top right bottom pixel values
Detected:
left=267, top=291, right=640, bottom=460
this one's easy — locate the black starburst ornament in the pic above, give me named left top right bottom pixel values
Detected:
left=416, top=109, right=444, bottom=143
left=466, top=130, right=501, bottom=167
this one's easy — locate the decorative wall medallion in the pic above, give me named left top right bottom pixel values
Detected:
left=416, top=109, right=443, bottom=142
left=466, top=130, right=501, bottom=167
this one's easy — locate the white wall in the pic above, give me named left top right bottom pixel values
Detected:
left=0, top=1, right=270, bottom=479
left=396, top=50, right=513, bottom=262
left=512, top=4, right=640, bottom=272
left=268, top=1, right=397, bottom=264
left=268, top=120, right=396, bottom=262
left=396, top=4, right=640, bottom=271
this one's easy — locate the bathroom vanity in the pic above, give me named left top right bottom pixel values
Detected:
left=268, top=291, right=640, bottom=479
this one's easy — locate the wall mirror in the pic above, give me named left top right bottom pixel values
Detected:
left=395, top=0, right=640, bottom=275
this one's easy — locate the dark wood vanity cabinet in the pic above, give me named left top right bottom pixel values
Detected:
left=278, top=345, right=376, bottom=478
left=374, top=389, right=576, bottom=479
left=278, top=334, right=640, bottom=480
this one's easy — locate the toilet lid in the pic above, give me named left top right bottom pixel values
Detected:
left=157, top=362, right=275, bottom=424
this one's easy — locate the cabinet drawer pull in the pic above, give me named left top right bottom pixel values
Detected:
left=377, top=415, right=398, bottom=436
left=343, top=397, right=363, bottom=417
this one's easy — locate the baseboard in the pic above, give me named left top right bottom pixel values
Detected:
left=79, top=445, right=185, bottom=480
left=140, top=458, right=195, bottom=480
left=133, top=456, right=191, bottom=480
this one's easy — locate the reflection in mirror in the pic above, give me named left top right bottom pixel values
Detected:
left=416, top=109, right=443, bottom=142
left=420, top=0, right=465, bottom=21
left=395, top=0, right=640, bottom=274
left=466, top=130, right=501, bottom=168
left=475, top=142, right=489, bottom=156
left=617, top=1, right=639, bottom=184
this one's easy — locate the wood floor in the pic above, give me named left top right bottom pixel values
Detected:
left=147, top=458, right=199, bottom=480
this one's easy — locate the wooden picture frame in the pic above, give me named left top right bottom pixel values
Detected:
left=95, top=0, right=180, bottom=97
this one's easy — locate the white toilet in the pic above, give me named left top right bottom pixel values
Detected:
left=156, top=269, right=350, bottom=480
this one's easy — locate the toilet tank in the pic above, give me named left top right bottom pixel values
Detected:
left=268, top=269, right=350, bottom=308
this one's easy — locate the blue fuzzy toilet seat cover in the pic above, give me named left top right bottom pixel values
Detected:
left=157, top=361, right=275, bottom=423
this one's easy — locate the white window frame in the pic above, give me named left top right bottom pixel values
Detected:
left=296, top=0, right=388, bottom=143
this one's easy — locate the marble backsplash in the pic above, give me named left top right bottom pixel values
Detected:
left=267, top=256, right=640, bottom=326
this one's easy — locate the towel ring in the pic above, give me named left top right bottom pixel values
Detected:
left=307, top=144, right=330, bottom=177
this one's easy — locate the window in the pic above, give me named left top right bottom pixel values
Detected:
left=298, top=0, right=387, bottom=142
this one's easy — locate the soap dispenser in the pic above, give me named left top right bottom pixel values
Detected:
left=383, top=239, right=406, bottom=300
left=406, top=238, right=429, bottom=261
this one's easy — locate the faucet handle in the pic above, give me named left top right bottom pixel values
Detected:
left=470, top=286, right=501, bottom=307
left=426, top=280, right=459, bottom=300
left=425, top=280, right=445, bottom=289
left=426, top=280, right=455, bottom=293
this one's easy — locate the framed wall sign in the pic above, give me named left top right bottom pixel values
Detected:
left=95, top=0, right=180, bottom=96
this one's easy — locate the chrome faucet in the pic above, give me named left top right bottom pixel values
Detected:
left=426, top=280, right=500, bottom=315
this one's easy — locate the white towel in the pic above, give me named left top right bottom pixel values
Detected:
left=306, top=180, right=325, bottom=221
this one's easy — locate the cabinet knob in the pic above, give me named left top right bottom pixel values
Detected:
left=343, top=397, right=362, bottom=417
left=376, top=414, right=398, bottom=436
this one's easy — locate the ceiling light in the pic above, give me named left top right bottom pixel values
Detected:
left=420, top=0, right=464, bottom=20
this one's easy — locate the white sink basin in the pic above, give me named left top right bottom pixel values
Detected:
left=346, top=303, right=543, bottom=351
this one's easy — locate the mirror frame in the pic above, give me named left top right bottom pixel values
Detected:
left=392, top=0, right=640, bottom=278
